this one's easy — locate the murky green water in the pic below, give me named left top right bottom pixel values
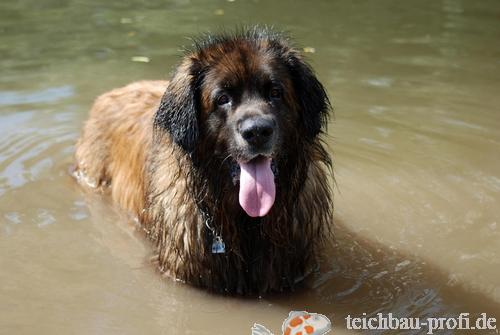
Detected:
left=1, top=0, right=499, bottom=334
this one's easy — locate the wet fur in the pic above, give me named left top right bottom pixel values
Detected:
left=75, top=29, right=333, bottom=294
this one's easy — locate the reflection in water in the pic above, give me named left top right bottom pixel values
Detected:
left=1, top=0, right=500, bottom=334
left=306, top=222, right=499, bottom=330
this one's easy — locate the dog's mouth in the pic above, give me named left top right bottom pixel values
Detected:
left=230, top=156, right=278, bottom=218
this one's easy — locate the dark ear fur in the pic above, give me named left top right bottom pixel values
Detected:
left=154, top=59, right=201, bottom=153
left=286, top=53, right=330, bottom=139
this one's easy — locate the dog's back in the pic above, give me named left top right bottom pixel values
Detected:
left=74, top=80, right=167, bottom=214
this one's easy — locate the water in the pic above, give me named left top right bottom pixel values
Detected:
left=1, top=0, right=499, bottom=334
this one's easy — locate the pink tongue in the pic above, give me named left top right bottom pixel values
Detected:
left=238, top=157, right=276, bottom=217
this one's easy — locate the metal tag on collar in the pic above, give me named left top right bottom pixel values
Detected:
left=211, top=236, right=225, bottom=254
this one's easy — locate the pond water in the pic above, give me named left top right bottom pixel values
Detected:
left=1, top=0, right=499, bottom=334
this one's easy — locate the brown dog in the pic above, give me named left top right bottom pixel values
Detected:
left=74, top=28, right=333, bottom=294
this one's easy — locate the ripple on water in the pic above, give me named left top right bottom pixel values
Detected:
left=4, top=211, right=22, bottom=223
left=0, top=85, right=74, bottom=106
left=0, top=85, right=86, bottom=252
left=0, top=107, right=77, bottom=195
left=35, top=208, right=56, bottom=227
left=69, top=200, right=90, bottom=221
left=310, top=227, right=455, bottom=320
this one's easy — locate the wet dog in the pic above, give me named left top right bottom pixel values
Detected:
left=74, top=28, right=333, bottom=294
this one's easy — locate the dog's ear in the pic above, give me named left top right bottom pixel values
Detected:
left=285, top=52, right=330, bottom=139
left=154, top=58, right=202, bottom=153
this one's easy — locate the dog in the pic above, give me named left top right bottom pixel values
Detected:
left=74, top=28, right=333, bottom=294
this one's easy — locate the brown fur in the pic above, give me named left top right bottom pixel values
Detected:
left=74, top=29, right=333, bottom=294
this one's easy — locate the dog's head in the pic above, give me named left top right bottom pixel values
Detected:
left=155, top=29, right=330, bottom=218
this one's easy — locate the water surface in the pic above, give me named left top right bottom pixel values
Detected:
left=1, top=0, right=500, bottom=334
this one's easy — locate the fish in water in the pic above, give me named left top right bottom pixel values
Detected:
left=252, top=311, right=331, bottom=335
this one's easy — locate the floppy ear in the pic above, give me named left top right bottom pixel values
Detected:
left=154, top=59, right=201, bottom=153
left=286, top=52, right=330, bottom=139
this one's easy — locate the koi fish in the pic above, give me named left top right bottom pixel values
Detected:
left=252, top=311, right=331, bottom=335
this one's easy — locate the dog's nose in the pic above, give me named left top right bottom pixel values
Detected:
left=239, top=117, right=275, bottom=148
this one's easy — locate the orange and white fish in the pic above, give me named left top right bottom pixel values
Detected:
left=252, top=311, right=331, bottom=335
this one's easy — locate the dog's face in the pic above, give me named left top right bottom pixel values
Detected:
left=199, top=47, right=293, bottom=163
left=155, top=31, right=330, bottom=218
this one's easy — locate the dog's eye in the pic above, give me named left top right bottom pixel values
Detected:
left=270, top=87, right=282, bottom=99
left=216, top=94, right=230, bottom=106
